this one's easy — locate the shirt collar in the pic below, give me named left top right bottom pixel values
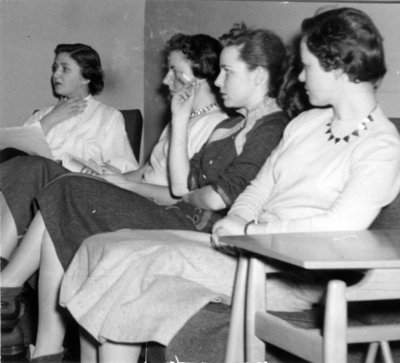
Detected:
left=236, top=98, right=281, bottom=124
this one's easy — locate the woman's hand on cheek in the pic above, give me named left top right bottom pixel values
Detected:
left=170, top=80, right=196, bottom=123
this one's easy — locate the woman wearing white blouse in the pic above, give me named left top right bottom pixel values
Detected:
left=0, top=43, right=138, bottom=266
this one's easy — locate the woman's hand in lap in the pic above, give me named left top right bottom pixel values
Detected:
left=99, top=173, right=139, bottom=192
left=212, top=215, right=247, bottom=237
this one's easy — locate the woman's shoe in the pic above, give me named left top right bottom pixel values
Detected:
left=1, top=286, right=23, bottom=332
left=27, top=345, right=65, bottom=363
left=0, top=324, right=26, bottom=357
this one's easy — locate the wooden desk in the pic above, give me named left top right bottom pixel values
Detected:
left=218, top=229, right=400, bottom=363
left=219, top=229, right=400, bottom=270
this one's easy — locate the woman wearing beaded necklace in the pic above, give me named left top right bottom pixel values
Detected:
left=0, top=24, right=309, bottom=362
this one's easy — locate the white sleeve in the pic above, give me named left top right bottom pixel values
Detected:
left=228, top=138, right=282, bottom=221
left=100, top=110, right=139, bottom=172
left=23, top=108, right=49, bottom=129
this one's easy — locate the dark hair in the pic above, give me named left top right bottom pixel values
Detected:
left=55, top=43, right=104, bottom=95
left=164, top=34, right=222, bottom=89
left=220, top=23, right=309, bottom=119
left=301, top=7, right=386, bottom=84
left=278, top=39, right=312, bottom=119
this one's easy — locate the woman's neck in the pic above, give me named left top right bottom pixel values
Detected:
left=242, top=97, right=280, bottom=118
left=63, top=90, right=90, bottom=100
left=191, top=83, right=218, bottom=111
left=332, top=83, right=377, bottom=125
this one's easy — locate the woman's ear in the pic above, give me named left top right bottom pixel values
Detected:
left=82, top=78, right=90, bottom=85
left=254, top=66, right=269, bottom=87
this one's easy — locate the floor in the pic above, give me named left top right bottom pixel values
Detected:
left=1, top=287, right=400, bottom=363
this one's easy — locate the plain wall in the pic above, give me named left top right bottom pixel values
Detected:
left=144, top=0, right=400, bottom=160
left=0, top=0, right=145, bottom=128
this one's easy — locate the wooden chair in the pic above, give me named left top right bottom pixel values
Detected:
left=242, top=253, right=400, bottom=363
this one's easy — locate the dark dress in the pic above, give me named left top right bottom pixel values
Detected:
left=15, top=112, right=287, bottom=269
left=0, top=156, right=69, bottom=236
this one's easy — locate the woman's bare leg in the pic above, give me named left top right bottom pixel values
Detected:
left=1, top=212, right=46, bottom=286
left=32, top=229, right=66, bottom=358
left=79, top=328, right=98, bottom=363
left=99, top=342, right=141, bottom=363
left=0, top=193, right=19, bottom=260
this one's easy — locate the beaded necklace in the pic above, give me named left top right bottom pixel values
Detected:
left=190, top=103, right=220, bottom=119
left=326, top=105, right=377, bottom=144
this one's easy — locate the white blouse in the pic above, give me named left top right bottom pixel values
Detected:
left=25, top=95, right=138, bottom=173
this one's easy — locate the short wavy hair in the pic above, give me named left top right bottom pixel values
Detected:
left=164, top=33, right=222, bottom=88
left=55, top=43, right=104, bottom=95
left=301, top=7, right=386, bottom=84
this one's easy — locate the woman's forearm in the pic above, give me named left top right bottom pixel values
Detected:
left=168, top=116, right=191, bottom=196
left=183, top=186, right=226, bottom=211
left=133, top=182, right=180, bottom=206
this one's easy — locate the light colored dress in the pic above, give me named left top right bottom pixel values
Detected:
left=60, top=229, right=325, bottom=345
left=60, top=229, right=236, bottom=345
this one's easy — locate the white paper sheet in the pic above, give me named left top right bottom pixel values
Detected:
left=0, top=125, right=53, bottom=159
left=64, top=153, right=122, bottom=174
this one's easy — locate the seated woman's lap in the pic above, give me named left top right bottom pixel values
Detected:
left=0, top=155, right=68, bottom=235
left=36, top=174, right=201, bottom=269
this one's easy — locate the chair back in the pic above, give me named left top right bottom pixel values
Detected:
left=370, top=117, right=400, bottom=229
left=120, top=109, right=143, bottom=162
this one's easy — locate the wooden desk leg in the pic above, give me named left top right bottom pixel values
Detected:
left=225, top=255, right=248, bottom=363
left=380, top=341, right=394, bottom=363
left=365, top=342, right=379, bottom=363
left=246, top=257, right=266, bottom=363
left=324, top=280, right=347, bottom=363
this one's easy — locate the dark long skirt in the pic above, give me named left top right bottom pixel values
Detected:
left=36, top=174, right=222, bottom=269
left=0, top=155, right=68, bottom=235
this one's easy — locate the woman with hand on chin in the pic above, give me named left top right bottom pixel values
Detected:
left=0, top=43, right=138, bottom=272
left=101, top=33, right=228, bottom=201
